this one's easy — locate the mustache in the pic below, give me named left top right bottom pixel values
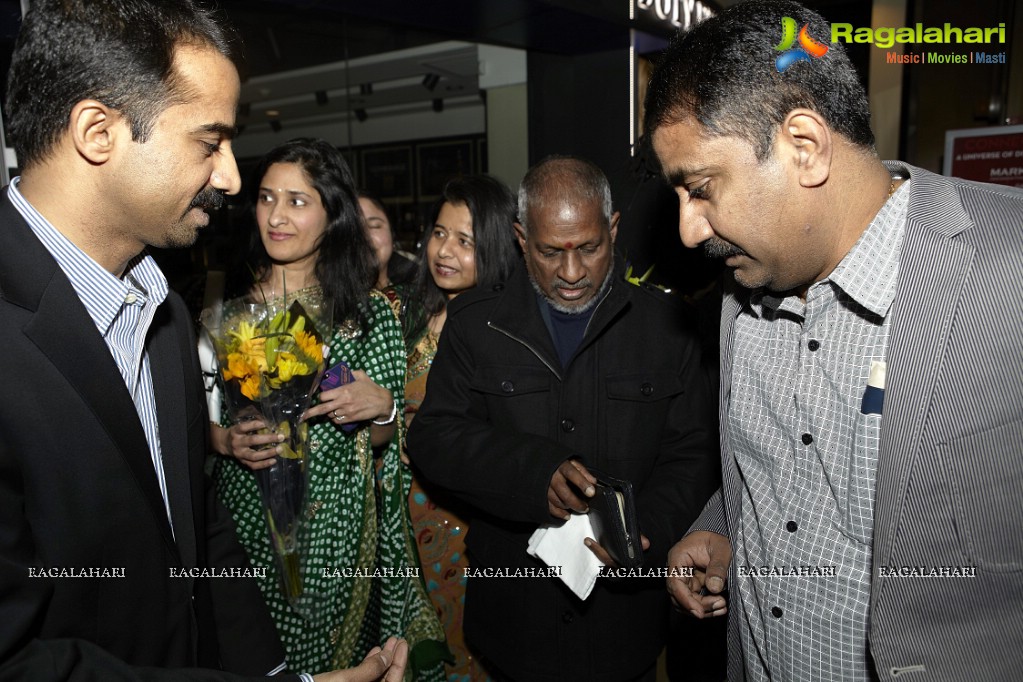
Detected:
left=189, top=186, right=226, bottom=211
left=703, top=238, right=746, bottom=259
left=554, top=278, right=592, bottom=290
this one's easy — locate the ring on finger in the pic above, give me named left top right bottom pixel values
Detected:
left=331, top=409, right=344, bottom=421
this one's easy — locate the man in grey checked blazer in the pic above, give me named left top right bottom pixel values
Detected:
left=642, top=1, right=1022, bottom=680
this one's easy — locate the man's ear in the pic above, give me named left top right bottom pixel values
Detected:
left=513, top=222, right=528, bottom=251
left=778, top=108, right=832, bottom=189
left=608, top=211, right=621, bottom=243
left=69, top=100, right=123, bottom=164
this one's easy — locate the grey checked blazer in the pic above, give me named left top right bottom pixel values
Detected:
left=694, top=163, right=1023, bottom=681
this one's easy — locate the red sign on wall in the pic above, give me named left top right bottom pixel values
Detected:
left=944, top=125, right=1023, bottom=188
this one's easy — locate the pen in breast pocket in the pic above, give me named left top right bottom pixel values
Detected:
left=860, top=360, right=885, bottom=415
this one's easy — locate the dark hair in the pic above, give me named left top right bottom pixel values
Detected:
left=517, top=156, right=614, bottom=235
left=248, top=138, right=376, bottom=331
left=643, top=0, right=874, bottom=161
left=357, top=190, right=417, bottom=287
left=6, top=0, right=236, bottom=170
left=403, top=174, right=520, bottom=346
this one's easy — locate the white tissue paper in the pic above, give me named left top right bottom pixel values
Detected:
left=527, top=512, right=604, bottom=600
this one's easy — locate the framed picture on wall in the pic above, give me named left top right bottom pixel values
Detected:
left=416, top=139, right=474, bottom=201
left=362, top=145, right=414, bottom=202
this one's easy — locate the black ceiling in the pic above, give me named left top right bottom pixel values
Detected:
left=0, top=0, right=874, bottom=115
left=218, top=0, right=632, bottom=81
left=0, top=0, right=640, bottom=90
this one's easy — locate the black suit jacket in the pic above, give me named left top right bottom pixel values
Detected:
left=0, top=189, right=295, bottom=681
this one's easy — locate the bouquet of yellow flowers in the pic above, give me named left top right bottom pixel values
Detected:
left=202, top=292, right=332, bottom=609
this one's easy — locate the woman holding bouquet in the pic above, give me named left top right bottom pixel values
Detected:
left=399, top=175, right=520, bottom=681
left=208, top=138, right=445, bottom=677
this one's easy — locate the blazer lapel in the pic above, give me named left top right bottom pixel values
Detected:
left=718, top=287, right=742, bottom=523
left=149, top=304, right=196, bottom=569
left=872, top=166, right=974, bottom=584
left=719, top=289, right=739, bottom=440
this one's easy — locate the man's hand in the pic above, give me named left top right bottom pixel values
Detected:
left=667, top=531, right=731, bottom=618
left=585, top=534, right=651, bottom=568
left=312, top=637, right=408, bottom=682
left=548, top=460, right=597, bottom=519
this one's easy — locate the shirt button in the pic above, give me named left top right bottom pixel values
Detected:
left=801, top=433, right=813, bottom=445
left=786, top=521, right=798, bottom=533
left=808, top=339, right=820, bottom=351
left=500, top=380, right=514, bottom=393
left=125, top=293, right=138, bottom=304
left=771, top=606, right=783, bottom=619
left=560, top=419, right=575, bottom=433
left=562, top=610, right=574, bottom=623
left=640, top=383, right=654, bottom=396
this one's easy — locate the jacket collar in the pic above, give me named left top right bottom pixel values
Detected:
left=487, top=255, right=631, bottom=375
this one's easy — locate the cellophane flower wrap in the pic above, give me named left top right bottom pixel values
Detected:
left=202, top=292, right=332, bottom=612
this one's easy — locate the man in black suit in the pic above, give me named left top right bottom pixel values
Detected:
left=0, top=2, right=404, bottom=680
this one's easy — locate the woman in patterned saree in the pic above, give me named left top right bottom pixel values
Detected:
left=400, top=175, right=520, bottom=681
left=209, top=138, right=445, bottom=677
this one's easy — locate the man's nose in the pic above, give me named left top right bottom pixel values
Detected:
left=211, top=147, right=242, bottom=196
left=558, top=251, right=584, bottom=283
left=678, top=198, right=713, bottom=249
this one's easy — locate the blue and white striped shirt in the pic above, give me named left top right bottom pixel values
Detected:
left=9, top=177, right=174, bottom=531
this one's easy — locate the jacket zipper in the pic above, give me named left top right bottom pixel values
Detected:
left=487, top=321, right=562, bottom=380
left=581, top=282, right=614, bottom=341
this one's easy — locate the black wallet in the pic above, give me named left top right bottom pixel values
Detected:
left=586, top=469, right=643, bottom=569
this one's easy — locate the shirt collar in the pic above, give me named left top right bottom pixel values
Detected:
left=8, top=177, right=169, bottom=335
left=828, top=177, right=908, bottom=318
left=746, top=178, right=909, bottom=320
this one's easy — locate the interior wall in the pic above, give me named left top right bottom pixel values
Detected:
left=527, top=48, right=635, bottom=211
left=485, top=83, right=530, bottom=191
left=479, top=44, right=529, bottom=190
left=903, top=0, right=1016, bottom=170
left=870, top=0, right=908, bottom=159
